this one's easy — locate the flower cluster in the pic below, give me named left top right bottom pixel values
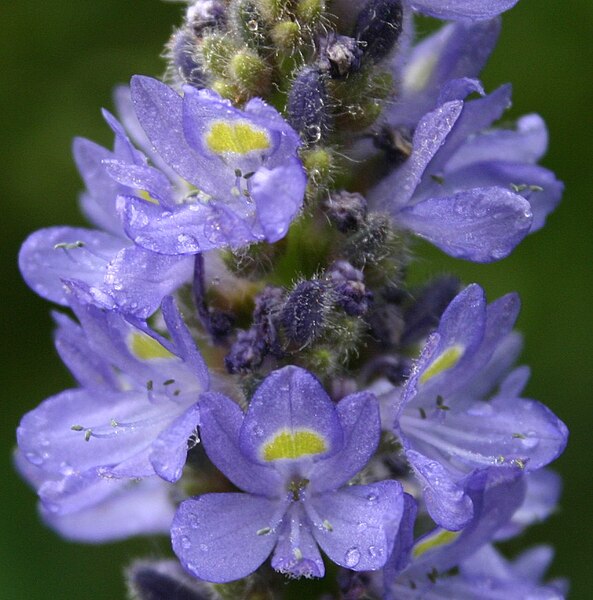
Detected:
left=17, top=1, right=568, bottom=598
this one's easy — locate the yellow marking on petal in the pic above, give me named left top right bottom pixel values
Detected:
left=137, top=189, right=159, bottom=205
left=206, top=120, right=270, bottom=155
left=413, top=529, right=460, bottom=558
left=129, top=332, right=174, bottom=361
left=263, top=429, right=326, bottom=461
left=420, top=345, right=464, bottom=384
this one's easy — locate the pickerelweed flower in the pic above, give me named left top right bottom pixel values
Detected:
left=17, top=289, right=208, bottom=501
left=171, top=366, right=406, bottom=582
left=15, top=0, right=569, bottom=597
left=382, top=284, right=568, bottom=529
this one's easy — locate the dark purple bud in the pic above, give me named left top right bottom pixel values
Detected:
left=170, top=29, right=206, bottom=88
left=343, top=212, right=392, bottom=268
left=287, top=66, right=331, bottom=144
left=327, top=261, right=372, bottom=316
left=186, top=0, right=226, bottom=35
left=225, top=328, right=266, bottom=374
left=402, top=276, right=461, bottom=345
left=374, top=124, right=413, bottom=166
left=323, top=190, right=368, bottom=232
left=126, top=560, right=214, bottom=600
left=354, top=0, right=403, bottom=63
left=319, top=33, right=363, bottom=79
left=253, top=285, right=286, bottom=352
left=282, top=279, right=331, bottom=346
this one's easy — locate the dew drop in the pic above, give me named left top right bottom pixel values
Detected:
left=344, top=547, right=361, bottom=567
left=199, top=543, right=209, bottom=552
left=357, top=522, right=368, bottom=532
left=181, top=535, right=191, bottom=549
left=368, top=545, right=383, bottom=558
left=25, top=451, right=43, bottom=466
left=366, top=492, right=378, bottom=503
left=188, top=514, right=199, bottom=529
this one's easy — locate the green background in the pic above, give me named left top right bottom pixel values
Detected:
left=1, top=1, right=592, bottom=597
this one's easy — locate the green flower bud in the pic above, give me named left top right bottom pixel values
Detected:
left=201, top=33, right=236, bottom=76
left=233, top=0, right=268, bottom=49
left=270, top=20, right=301, bottom=51
left=229, top=48, right=271, bottom=97
left=296, top=0, right=326, bottom=26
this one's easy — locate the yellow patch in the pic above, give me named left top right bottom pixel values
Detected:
left=206, top=121, right=270, bottom=155
left=137, top=189, right=159, bottom=205
left=129, top=332, right=174, bottom=361
left=263, top=429, right=327, bottom=461
left=419, top=345, right=464, bottom=384
left=413, top=529, right=460, bottom=558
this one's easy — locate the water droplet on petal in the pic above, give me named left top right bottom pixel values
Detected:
left=357, top=522, right=368, bottom=532
left=181, top=535, right=191, bottom=549
left=344, top=547, right=361, bottom=567
left=25, top=451, right=43, bottom=466
left=366, top=492, right=378, bottom=503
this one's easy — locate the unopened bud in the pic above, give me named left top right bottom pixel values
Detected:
left=225, top=328, right=266, bottom=373
left=229, top=48, right=271, bottom=96
left=354, top=0, right=403, bottom=63
left=287, top=66, right=331, bottom=144
left=186, top=0, right=227, bottom=35
left=323, top=190, right=367, bottom=232
left=201, top=33, right=236, bottom=77
left=327, top=261, right=372, bottom=316
left=233, top=0, right=267, bottom=48
left=169, top=29, right=206, bottom=88
left=295, top=0, right=326, bottom=26
left=319, top=34, right=363, bottom=79
left=270, top=20, right=301, bottom=51
left=282, top=279, right=331, bottom=346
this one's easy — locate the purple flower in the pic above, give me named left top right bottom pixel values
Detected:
left=15, top=450, right=175, bottom=543
left=19, top=101, right=194, bottom=318
left=171, top=366, right=406, bottom=582
left=120, top=76, right=306, bottom=255
left=368, top=20, right=562, bottom=262
left=381, top=284, right=567, bottom=529
left=384, top=468, right=566, bottom=599
left=17, top=290, right=208, bottom=521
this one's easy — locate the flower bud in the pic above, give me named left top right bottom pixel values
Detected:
left=319, top=34, right=363, bottom=79
left=287, top=66, right=331, bottom=144
left=225, top=328, right=266, bottom=374
left=295, top=0, right=326, bottom=27
left=327, top=260, right=372, bottom=316
left=232, top=0, right=267, bottom=49
left=282, top=279, right=331, bottom=346
left=323, top=190, right=367, bottom=232
left=228, top=48, right=271, bottom=97
left=201, top=33, right=237, bottom=77
left=354, top=0, right=403, bottom=63
left=168, top=29, right=207, bottom=88
left=270, top=20, right=301, bottom=52
left=186, top=0, right=227, bottom=36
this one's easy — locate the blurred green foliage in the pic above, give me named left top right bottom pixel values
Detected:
left=1, top=1, right=592, bottom=597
